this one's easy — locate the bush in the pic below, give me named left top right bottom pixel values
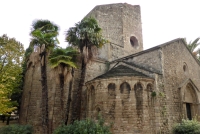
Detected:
left=172, top=119, right=200, bottom=134
left=53, top=116, right=112, bottom=134
left=0, top=124, right=33, bottom=134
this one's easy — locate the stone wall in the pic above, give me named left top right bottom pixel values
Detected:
left=161, top=39, right=200, bottom=131
left=19, top=62, right=43, bottom=133
left=110, top=47, right=163, bottom=74
left=81, top=59, right=108, bottom=119
left=19, top=52, right=71, bottom=134
left=94, top=39, right=200, bottom=133
left=19, top=3, right=200, bottom=134
left=86, top=3, right=143, bottom=61
left=85, top=77, right=158, bottom=134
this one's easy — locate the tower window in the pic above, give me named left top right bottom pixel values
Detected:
left=130, top=36, right=139, bottom=48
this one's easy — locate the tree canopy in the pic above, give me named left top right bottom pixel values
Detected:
left=49, top=46, right=78, bottom=69
left=0, top=34, right=24, bottom=114
left=30, top=19, right=60, bottom=50
left=66, top=17, right=107, bottom=63
left=65, top=17, right=107, bottom=122
left=184, top=37, right=200, bottom=60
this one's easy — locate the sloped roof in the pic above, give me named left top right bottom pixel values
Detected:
left=122, top=61, right=162, bottom=74
left=94, top=65, right=150, bottom=80
left=110, top=38, right=200, bottom=66
left=110, top=38, right=184, bottom=63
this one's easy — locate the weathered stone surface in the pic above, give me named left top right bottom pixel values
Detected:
left=20, top=3, right=200, bottom=134
left=86, top=3, right=143, bottom=61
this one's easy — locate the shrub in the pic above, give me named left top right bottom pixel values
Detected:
left=53, top=115, right=112, bottom=134
left=0, top=124, right=33, bottom=134
left=172, top=119, right=200, bottom=134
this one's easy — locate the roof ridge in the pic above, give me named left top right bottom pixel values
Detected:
left=122, top=61, right=162, bottom=74
left=92, top=64, right=151, bottom=80
left=110, top=38, right=184, bottom=63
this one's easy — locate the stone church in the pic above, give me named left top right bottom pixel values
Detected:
left=19, top=3, right=200, bottom=134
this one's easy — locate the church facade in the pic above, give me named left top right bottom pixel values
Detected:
left=19, top=3, right=200, bottom=134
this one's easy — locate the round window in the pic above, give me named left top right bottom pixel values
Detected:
left=130, top=36, right=139, bottom=48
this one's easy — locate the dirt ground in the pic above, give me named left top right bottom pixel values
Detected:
left=0, top=120, right=19, bottom=128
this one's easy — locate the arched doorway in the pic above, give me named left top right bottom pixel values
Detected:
left=183, top=83, right=198, bottom=120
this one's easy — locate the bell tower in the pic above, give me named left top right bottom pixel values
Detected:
left=86, top=3, right=143, bottom=61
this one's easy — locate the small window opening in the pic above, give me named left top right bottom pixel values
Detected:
left=130, top=36, right=139, bottom=48
left=186, top=103, right=192, bottom=120
left=183, top=62, right=188, bottom=75
left=183, top=65, right=187, bottom=72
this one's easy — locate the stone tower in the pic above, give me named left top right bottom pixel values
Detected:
left=19, top=3, right=145, bottom=134
left=86, top=3, right=143, bottom=61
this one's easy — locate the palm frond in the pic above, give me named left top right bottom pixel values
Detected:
left=48, top=47, right=78, bottom=69
left=65, top=17, right=108, bottom=62
left=30, top=20, right=60, bottom=50
left=32, top=19, right=59, bottom=33
left=186, top=37, right=200, bottom=52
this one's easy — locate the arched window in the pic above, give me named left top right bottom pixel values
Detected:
left=107, top=83, right=116, bottom=120
left=134, top=83, right=143, bottom=113
left=120, top=82, right=131, bottom=118
left=94, top=107, right=101, bottom=119
left=146, top=83, right=153, bottom=106
left=90, top=85, right=95, bottom=111
left=108, top=83, right=116, bottom=99
left=147, top=84, right=153, bottom=92
left=120, top=82, right=131, bottom=99
left=134, top=82, right=143, bottom=127
left=130, top=36, right=139, bottom=48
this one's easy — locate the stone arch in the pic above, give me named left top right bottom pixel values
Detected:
left=108, top=83, right=116, bottom=99
left=146, top=83, right=153, bottom=105
left=107, top=83, right=116, bottom=120
left=147, top=83, right=153, bottom=92
left=183, top=83, right=198, bottom=120
left=146, top=83, right=155, bottom=130
left=120, top=82, right=131, bottom=118
left=120, top=82, right=131, bottom=99
left=94, top=107, right=101, bottom=119
left=96, top=82, right=105, bottom=91
left=134, top=82, right=143, bottom=110
left=134, top=82, right=143, bottom=126
left=89, top=85, right=95, bottom=112
left=184, top=83, right=198, bottom=103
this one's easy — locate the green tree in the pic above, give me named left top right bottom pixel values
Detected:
left=66, top=17, right=107, bottom=122
left=30, top=20, right=59, bottom=134
left=172, top=118, right=200, bottom=134
left=0, top=34, right=24, bottom=117
left=48, top=46, right=78, bottom=125
left=184, top=37, right=200, bottom=60
left=0, top=124, right=33, bottom=134
left=53, top=115, right=112, bottom=134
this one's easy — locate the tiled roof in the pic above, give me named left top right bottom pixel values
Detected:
left=94, top=65, right=150, bottom=80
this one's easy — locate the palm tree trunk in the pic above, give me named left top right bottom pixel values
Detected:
left=60, top=74, right=64, bottom=121
left=65, top=71, right=73, bottom=125
left=71, top=58, right=86, bottom=122
left=40, top=51, right=49, bottom=134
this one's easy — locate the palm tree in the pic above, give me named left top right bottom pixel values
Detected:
left=30, top=20, right=59, bottom=134
left=184, top=37, right=200, bottom=60
left=48, top=46, right=78, bottom=126
left=65, top=17, right=107, bottom=122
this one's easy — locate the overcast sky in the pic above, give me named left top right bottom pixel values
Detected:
left=1, top=0, right=200, bottom=50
